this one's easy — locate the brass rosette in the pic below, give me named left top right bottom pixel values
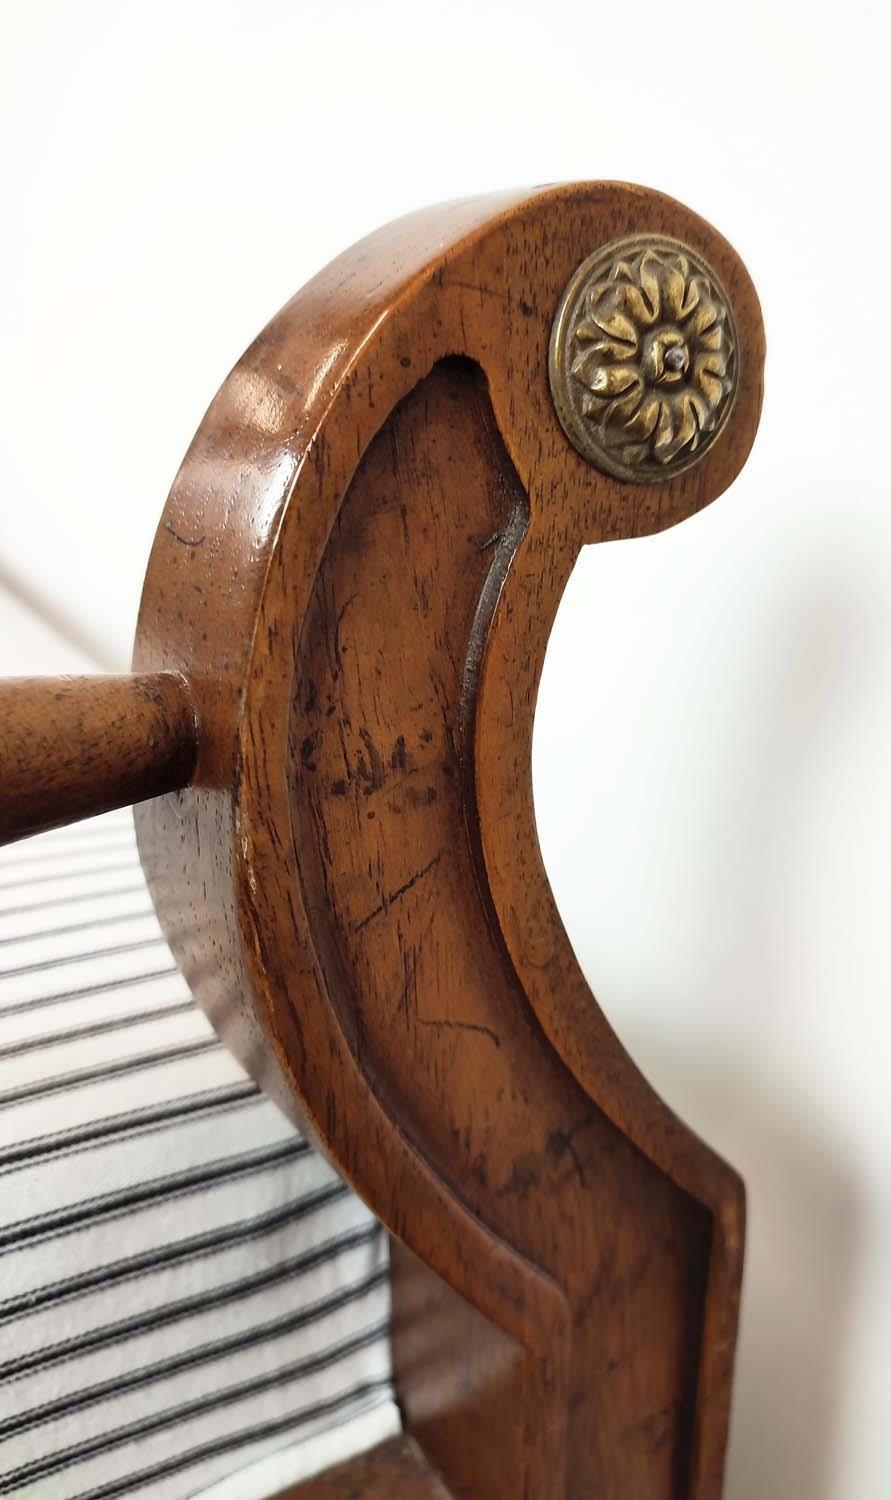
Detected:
left=549, top=234, right=739, bottom=481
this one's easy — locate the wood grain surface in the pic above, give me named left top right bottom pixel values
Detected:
left=3, top=183, right=762, bottom=1498
left=0, top=672, right=197, bottom=844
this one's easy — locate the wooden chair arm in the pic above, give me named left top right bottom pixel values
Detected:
left=0, top=183, right=764, bottom=1500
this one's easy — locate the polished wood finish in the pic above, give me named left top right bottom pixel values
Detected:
left=280, top=1436, right=453, bottom=1500
left=0, top=185, right=764, bottom=1496
left=0, top=671, right=197, bottom=844
left=130, top=184, right=764, bottom=1499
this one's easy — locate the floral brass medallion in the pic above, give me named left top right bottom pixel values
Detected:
left=548, top=234, right=738, bottom=481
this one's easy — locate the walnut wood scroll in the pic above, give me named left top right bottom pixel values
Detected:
left=0, top=184, right=764, bottom=1499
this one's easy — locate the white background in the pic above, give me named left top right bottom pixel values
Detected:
left=1, top=3, right=888, bottom=1494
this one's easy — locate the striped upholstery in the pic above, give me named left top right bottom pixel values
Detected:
left=0, top=810, right=398, bottom=1499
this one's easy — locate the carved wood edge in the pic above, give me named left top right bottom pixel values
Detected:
left=130, top=183, right=765, bottom=1500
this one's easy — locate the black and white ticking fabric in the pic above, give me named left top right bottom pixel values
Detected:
left=0, top=809, right=398, bottom=1500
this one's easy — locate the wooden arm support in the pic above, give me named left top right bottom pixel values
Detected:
left=0, top=672, right=197, bottom=844
left=0, top=184, right=764, bottom=1500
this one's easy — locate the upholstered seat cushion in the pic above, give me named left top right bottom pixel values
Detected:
left=0, top=808, right=398, bottom=1499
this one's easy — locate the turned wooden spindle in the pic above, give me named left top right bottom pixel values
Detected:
left=0, top=671, right=198, bottom=845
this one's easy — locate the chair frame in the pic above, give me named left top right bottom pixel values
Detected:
left=0, top=183, right=765, bottom=1500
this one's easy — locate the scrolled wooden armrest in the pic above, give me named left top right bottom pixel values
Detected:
left=0, top=183, right=764, bottom=1500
